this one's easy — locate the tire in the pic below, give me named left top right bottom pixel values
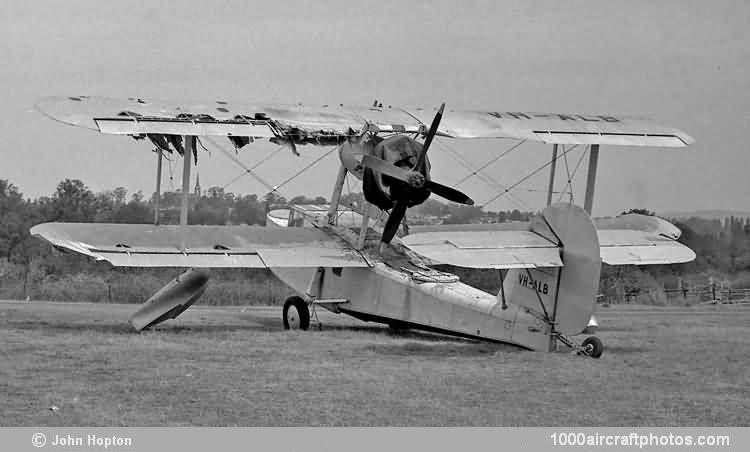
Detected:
left=581, top=336, right=604, bottom=358
left=282, top=296, right=310, bottom=331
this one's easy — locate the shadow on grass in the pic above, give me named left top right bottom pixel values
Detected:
left=318, top=323, right=481, bottom=343
left=363, top=341, right=519, bottom=357
left=234, top=311, right=485, bottom=343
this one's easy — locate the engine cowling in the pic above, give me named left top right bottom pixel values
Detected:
left=336, top=103, right=472, bottom=244
left=362, top=135, right=432, bottom=211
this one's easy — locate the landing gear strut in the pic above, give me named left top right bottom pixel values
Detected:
left=283, top=296, right=310, bottom=330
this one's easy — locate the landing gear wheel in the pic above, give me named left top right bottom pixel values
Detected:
left=581, top=336, right=604, bottom=358
left=283, top=296, right=310, bottom=331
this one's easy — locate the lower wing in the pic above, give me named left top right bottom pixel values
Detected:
left=30, top=223, right=369, bottom=268
left=403, top=213, right=695, bottom=268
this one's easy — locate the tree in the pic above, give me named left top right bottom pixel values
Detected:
left=288, top=195, right=328, bottom=205
left=231, top=194, right=265, bottom=225
left=190, top=196, right=229, bottom=225
left=0, top=180, right=27, bottom=258
left=442, top=205, right=484, bottom=224
left=130, top=190, right=144, bottom=203
left=50, top=179, right=96, bottom=222
left=112, top=187, right=128, bottom=205
left=412, top=198, right=449, bottom=217
left=263, top=192, right=287, bottom=211
left=622, top=208, right=655, bottom=216
left=111, top=200, right=152, bottom=224
left=206, top=186, right=225, bottom=199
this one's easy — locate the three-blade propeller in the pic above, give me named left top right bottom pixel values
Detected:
left=362, top=103, right=474, bottom=244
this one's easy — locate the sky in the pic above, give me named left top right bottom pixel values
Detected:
left=1, top=0, right=749, bottom=216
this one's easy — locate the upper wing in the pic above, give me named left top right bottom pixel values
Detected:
left=412, top=110, right=693, bottom=147
left=30, top=223, right=369, bottom=268
left=36, top=96, right=694, bottom=147
left=404, top=213, right=695, bottom=268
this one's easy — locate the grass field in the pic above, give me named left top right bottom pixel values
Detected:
left=0, top=300, right=748, bottom=426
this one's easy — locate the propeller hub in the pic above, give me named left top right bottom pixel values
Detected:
left=405, top=171, right=426, bottom=189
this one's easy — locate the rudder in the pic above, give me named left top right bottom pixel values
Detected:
left=500, top=204, right=600, bottom=336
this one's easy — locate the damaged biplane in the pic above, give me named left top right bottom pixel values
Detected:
left=31, top=96, right=696, bottom=357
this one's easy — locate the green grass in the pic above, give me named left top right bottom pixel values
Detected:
left=0, top=301, right=748, bottom=426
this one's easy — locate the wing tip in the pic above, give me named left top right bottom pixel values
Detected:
left=679, top=132, right=696, bottom=146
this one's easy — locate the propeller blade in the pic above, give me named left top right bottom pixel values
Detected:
left=414, top=103, right=445, bottom=171
left=381, top=201, right=409, bottom=244
left=426, top=181, right=475, bottom=205
left=362, top=155, right=412, bottom=184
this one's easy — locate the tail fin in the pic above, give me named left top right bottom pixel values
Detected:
left=500, top=204, right=600, bottom=335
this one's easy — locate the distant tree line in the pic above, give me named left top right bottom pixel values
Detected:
left=2, top=178, right=748, bottom=273
left=1, top=178, right=749, bottom=305
left=0, top=178, right=536, bottom=264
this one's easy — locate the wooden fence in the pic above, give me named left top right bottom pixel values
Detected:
left=664, top=285, right=750, bottom=304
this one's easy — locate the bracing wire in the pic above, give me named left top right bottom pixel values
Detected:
left=562, top=145, right=572, bottom=198
left=452, top=140, right=526, bottom=187
left=166, top=154, right=175, bottom=191
left=220, top=145, right=286, bottom=191
left=433, top=139, right=532, bottom=211
left=203, top=137, right=337, bottom=200
left=203, top=137, right=279, bottom=194
left=480, top=144, right=579, bottom=208
left=272, top=147, right=338, bottom=193
left=557, top=145, right=588, bottom=203
left=196, top=138, right=212, bottom=157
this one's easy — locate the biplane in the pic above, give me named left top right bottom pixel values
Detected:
left=31, top=96, right=696, bottom=357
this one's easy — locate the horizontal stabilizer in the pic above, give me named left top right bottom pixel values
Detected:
left=30, top=223, right=369, bottom=268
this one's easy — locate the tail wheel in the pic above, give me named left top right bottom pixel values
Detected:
left=581, top=336, right=604, bottom=358
left=283, top=296, right=310, bottom=331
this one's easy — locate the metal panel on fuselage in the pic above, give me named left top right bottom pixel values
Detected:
left=270, top=264, right=552, bottom=351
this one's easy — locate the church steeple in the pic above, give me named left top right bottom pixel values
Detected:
left=194, top=172, right=201, bottom=197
